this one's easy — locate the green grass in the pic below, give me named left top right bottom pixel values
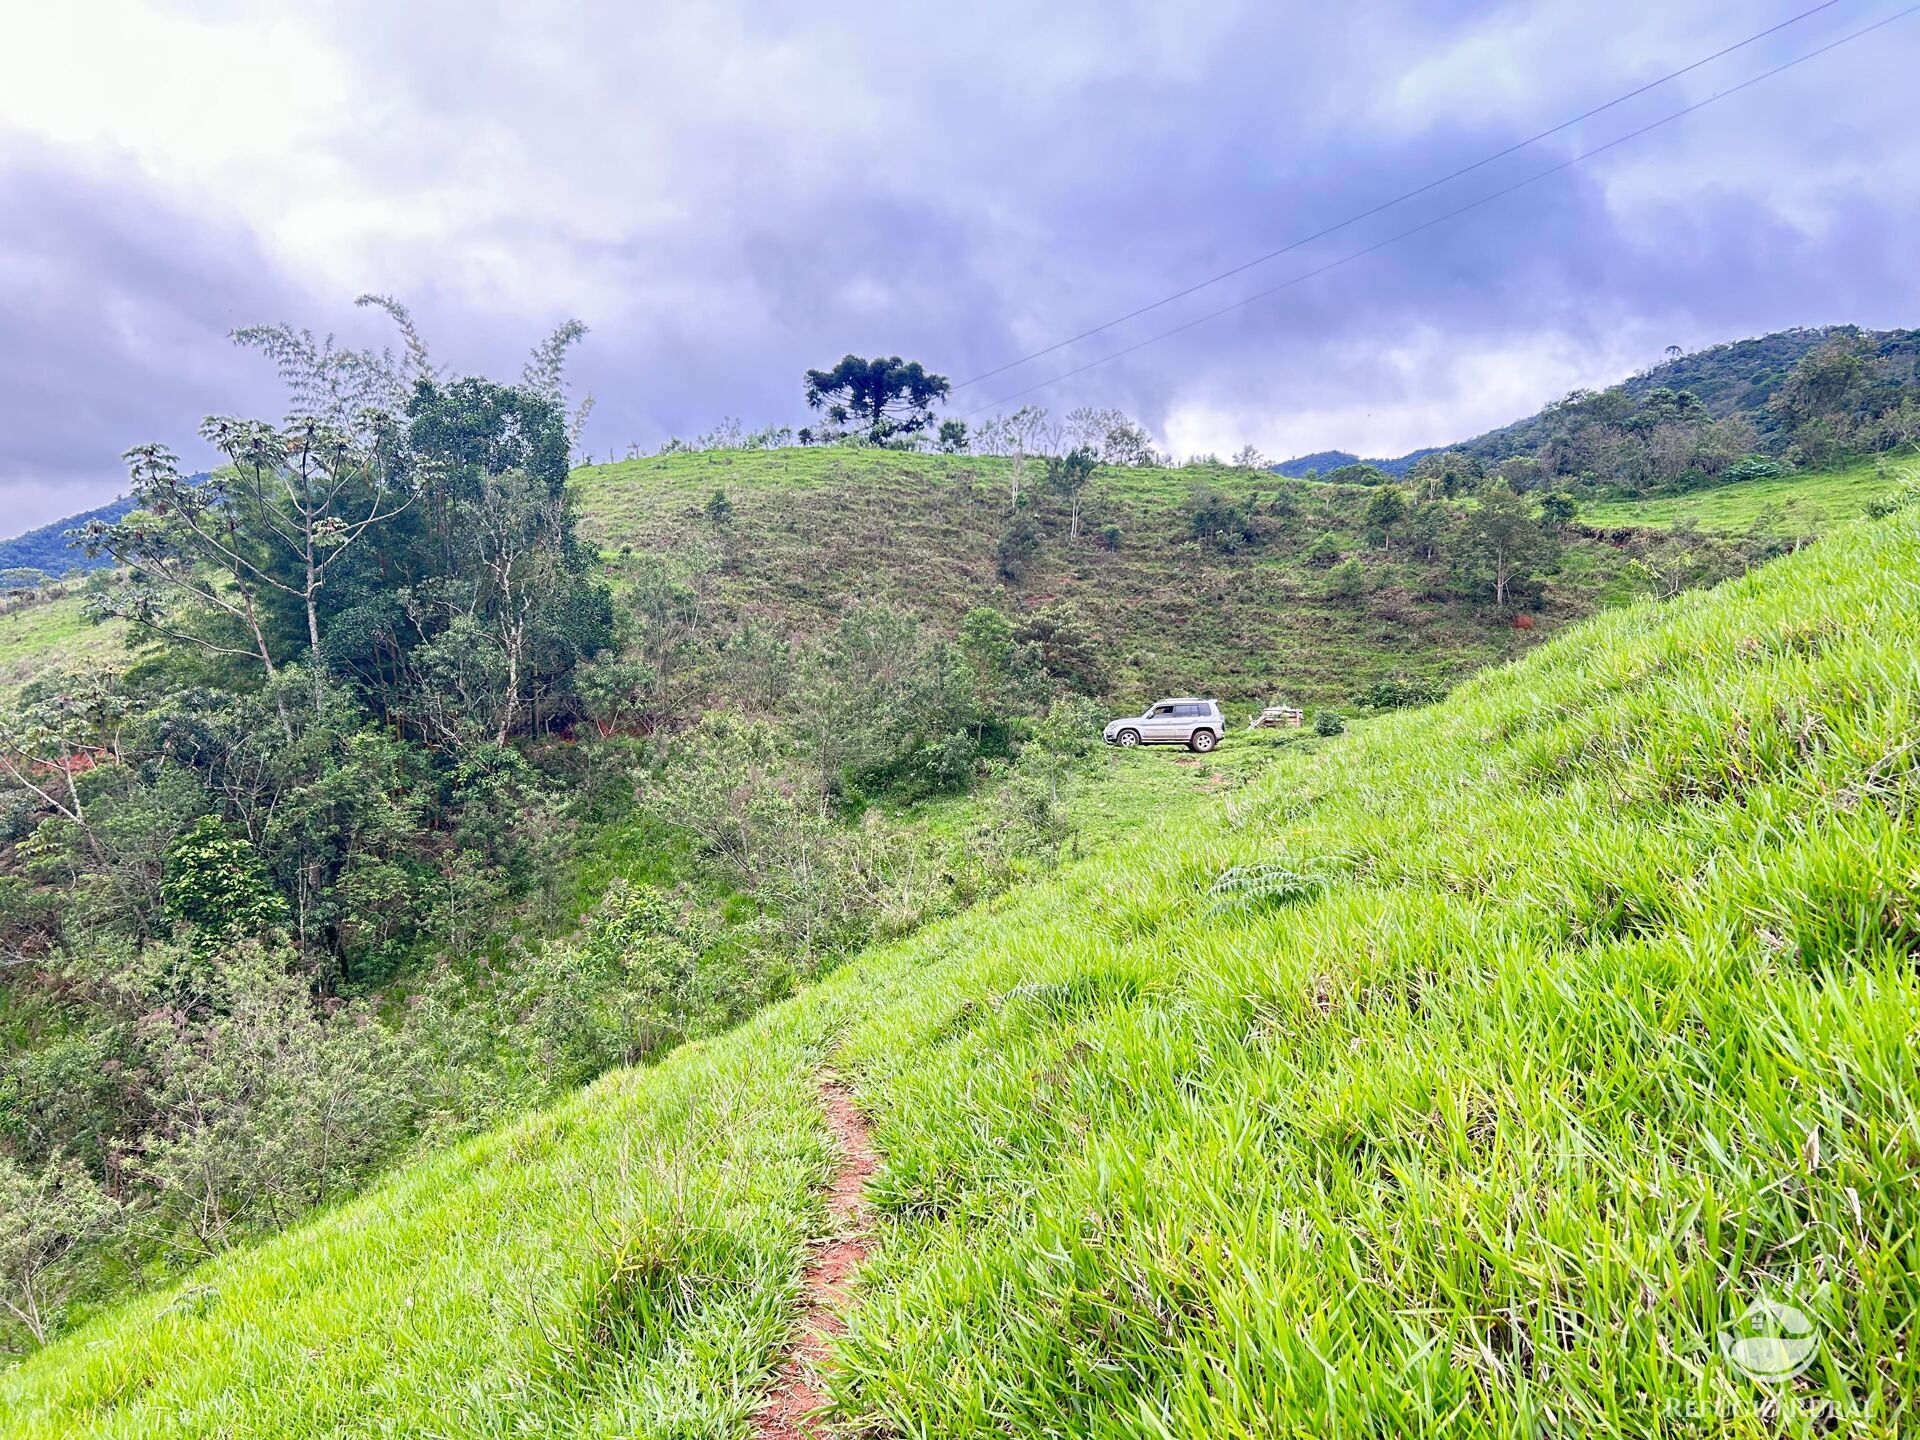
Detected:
left=1582, top=453, right=1914, bottom=534
left=0, top=595, right=126, bottom=696
left=9, top=507, right=1918, bottom=1435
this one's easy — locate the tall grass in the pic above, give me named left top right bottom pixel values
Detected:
left=6, top=511, right=1918, bottom=1436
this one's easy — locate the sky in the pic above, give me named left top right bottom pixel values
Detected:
left=2, top=0, right=1918, bottom=531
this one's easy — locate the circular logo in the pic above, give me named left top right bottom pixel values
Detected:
left=1719, top=1297, right=1819, bottom=1382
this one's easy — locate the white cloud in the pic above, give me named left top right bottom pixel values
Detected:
left=1161, top=326, right=1657, bottom=463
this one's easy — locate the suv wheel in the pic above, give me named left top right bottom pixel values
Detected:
left=1188, top=729, right=1217, bottom=754
left=1116, top=728, right=1140, bottom=747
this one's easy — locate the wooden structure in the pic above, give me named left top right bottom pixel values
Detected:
left=1250, top=705, right=1304, bottom=729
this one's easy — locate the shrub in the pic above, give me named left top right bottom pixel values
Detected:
left=134, top=941, right=423, bottom=1256
left=161, top=817, right=289, bottom=962
left=518, top=881, right=726, bottom=1088
left=1312, top=709, right=1345, bottom=736
left=0, top=1151, right=121, bottom=1347
left=1724, top=454, right=1789, bottom=483
left=1325, top=557, right=1366, bottom=599
left=1864, top=484, right=1920, bottom=519
left=1183, top=484, right=1256, bottom=552
left=996, top=514, right=1040, bottom=581
left=1302, top=532, right=1341, bottom=569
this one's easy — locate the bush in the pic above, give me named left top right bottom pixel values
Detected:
left=1312, top=709, right=1345, bottom=737
left=1303, top=532, right=1341, bottom=569
left=0, top=1151, right=121, bottom=1347
left=1324, top=557, right=1366, bottom=599
left=161, top=817, right=290, bottom=963
left=1724, top=454, right=1789, bottom=483
left=1864, top=484, right=1920, bottom=519
left=134, top=940, right=424, bottom=1255
left=1183, top=484, right=1256, bottom=552
left=517, top=881, right=733, bottom=1089
left=996, top=514, right=1040, bottom=581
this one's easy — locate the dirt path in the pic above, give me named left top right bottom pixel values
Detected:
left=753, top=1079, right=878, bottom=1440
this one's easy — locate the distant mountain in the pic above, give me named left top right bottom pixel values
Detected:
left=1274, top=325, right=1853, bottom=479
left=1271, top=448, right=1440, bottom=479
left=0, top=496, right=131, bottom=577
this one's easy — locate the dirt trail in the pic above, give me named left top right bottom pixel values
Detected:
left=753, top=1080, right=878, bottom=1440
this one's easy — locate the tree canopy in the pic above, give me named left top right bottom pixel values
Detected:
left=801, top=354, right=951, bottom=444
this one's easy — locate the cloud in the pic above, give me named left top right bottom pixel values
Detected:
left=1, top=0, right=1916, bottom=529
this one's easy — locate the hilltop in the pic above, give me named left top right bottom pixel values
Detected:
left=6, top=496, right=1916, bottom=1436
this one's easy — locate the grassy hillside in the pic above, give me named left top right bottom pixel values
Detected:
left=7, top=448, right=1891, bottom=710
left=0, top=594, right=126, bottom=696
left=9, top=505, right=1916, bottom=1435
left=573, top=448, right=1611, bottom=708
left=1581, top=452, right=1910, bottom=535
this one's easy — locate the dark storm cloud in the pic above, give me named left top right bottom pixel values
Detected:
left=0, top=153, right=298, bottom=529
left=3, top=0, right=1916, bottom=525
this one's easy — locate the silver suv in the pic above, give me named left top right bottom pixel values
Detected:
left=1103, top=698, right=1224, bottom=752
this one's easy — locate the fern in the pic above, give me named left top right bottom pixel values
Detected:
left=1206, top=856, right=1350, bottom=913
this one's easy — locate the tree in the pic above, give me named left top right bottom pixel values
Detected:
left=1363, top=487, right=1407, bottom=556
left=1408, top=449, right=1485, bottom=500
left=361, top=376, right=612, bottom=749
left=937, top=419, right=969, bottom=453
left=1538, top=491, right=1579, bottom=534
left=975, top=405, right=1054, bottom=508
left=163, top=817, right=291, bottom=959
left=1044, top=447, right=1097, bottom=543
left=0, top=673, right=128, bottom=830
left=1325, top=462, right=1390, bottom=487
left=1231, top=444, right=1267, bottom=469
left=802, top=355, right=951, bottom=444
left=1458, top=484, right=1554, bottom=610
left=704, top=489, right=734, bottom=525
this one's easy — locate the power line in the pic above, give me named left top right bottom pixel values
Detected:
left=960, top=3, right=1915, bottom=420
left=950, top=0, right=1848, bottom=395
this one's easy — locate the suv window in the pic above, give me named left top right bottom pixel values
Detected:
left=1176, top=703, right=1212, bottom=717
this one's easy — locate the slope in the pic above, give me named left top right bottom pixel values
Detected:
left=7, top=502, right=1916, bottom=1435
left=0, top=593, right=126, bottom=697
left=572, top=447, right=1621, bottom=708
left=1580, top=451, right=1908, bottom=534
